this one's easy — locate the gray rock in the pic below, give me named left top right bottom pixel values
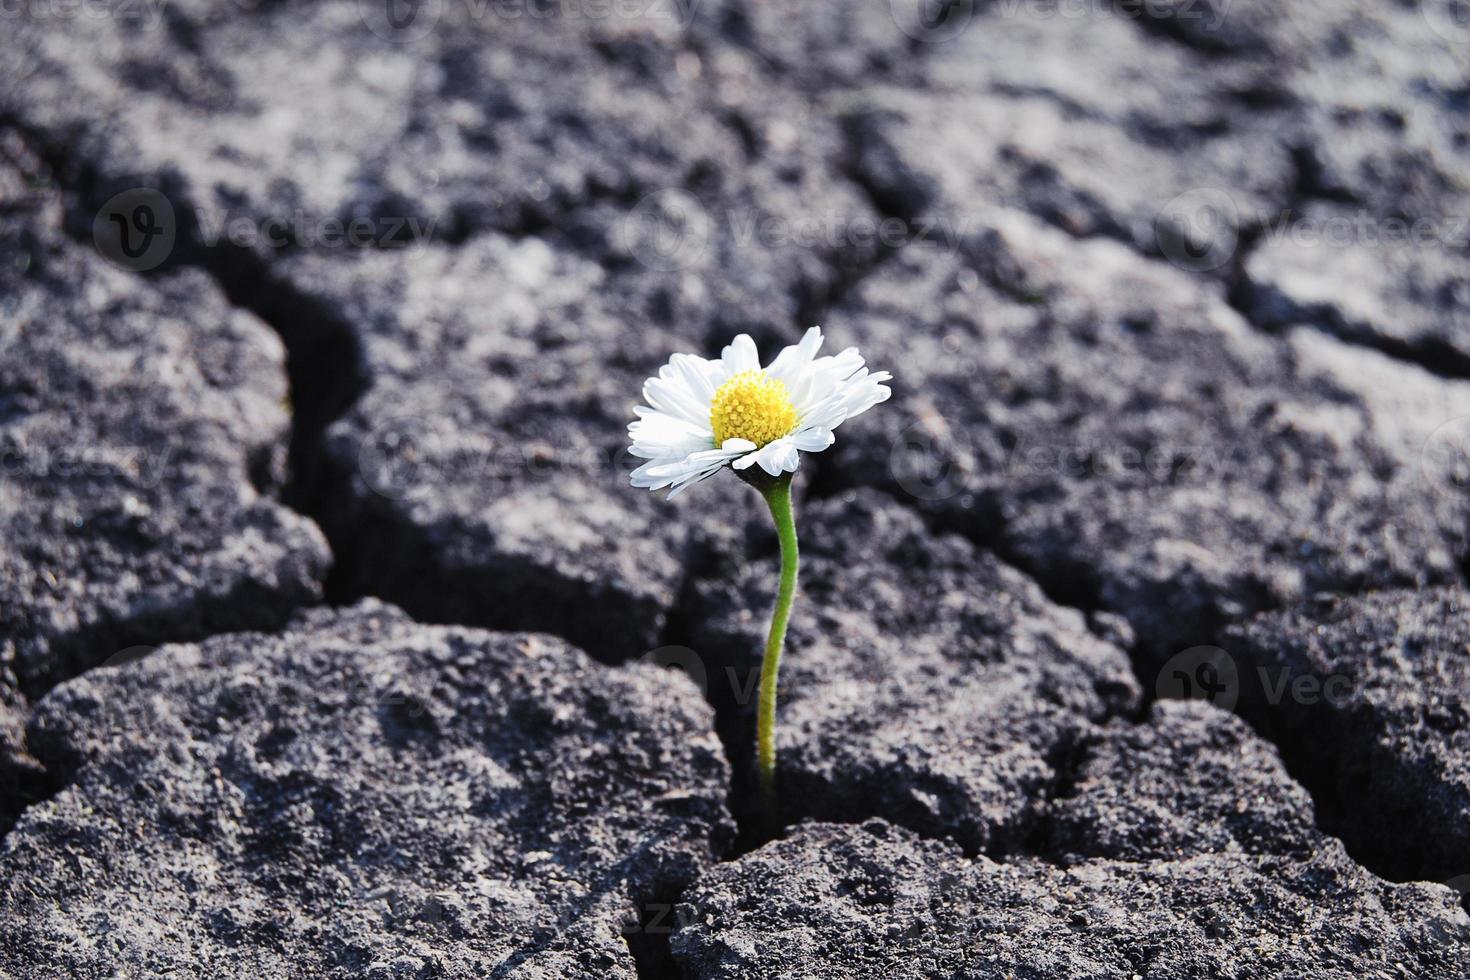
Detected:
left=677, top=693, right=1470, bottom=972
left=671, top=819, right=1470, bottom=980
left=1244, top=201, right=1470, bottom=371
left=2, top=1, right=876, bottom=336
left=274, top=234, right=763, bottom=662
left=1225, top=588, right=1470, bottom=884
left=839, top=4, right=1294, bottom=262
left=1044, top=700, right=1321, bottom=863
left=0, top=203, right=329, bottom=700
left=0, top=183, right=327, bottom=833
left=0, top=674, right=42, bottom=840
left=687, top=0, right=924, bottom=92
left=1, top=600, right=733, bottom=978
left=1279, top=3, right=1470, bottom=227
left=818, top=207, right=1470, bottom=666
left=687, top=489, right=1139, bottom=850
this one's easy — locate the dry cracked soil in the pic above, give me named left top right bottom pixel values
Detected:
left=2, top=1, right=1470, bottom=977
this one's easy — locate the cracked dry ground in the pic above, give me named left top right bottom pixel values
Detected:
left=2, top=1, right=1470, bottom=977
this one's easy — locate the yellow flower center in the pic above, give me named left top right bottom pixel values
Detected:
left=710, top=370, right=798, bottom=447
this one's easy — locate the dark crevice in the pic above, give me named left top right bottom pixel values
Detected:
left=0, top=122, right=368, bottom=837
left=0, top=747, right=59, bottom=844
left=1018, top=726, right=1101, bottom=860
left=1222, top=143, right=1470, bottom=380
left=0, top=116, right=372, bottom=527
left=848, top=478, right=1454, bottom=888
left=654, top=542, right=770, bottom=854
left=1124, top=0, right=1243, bottom=57
left=622, top=890, right=686, bottom=980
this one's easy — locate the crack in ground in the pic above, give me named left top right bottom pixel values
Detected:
left=7, top=34, right=1465, bottom=932
left=880, top=480, right=1462, bottom=889
left=1220, top=142, right=1470, bottom=382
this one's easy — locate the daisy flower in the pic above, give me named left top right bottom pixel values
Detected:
left=627, top=326, right=892, bottom=499
left=626, top=326, right=891, bottom=817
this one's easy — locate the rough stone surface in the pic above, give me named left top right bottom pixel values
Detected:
left=840, top=4, right=1294, bottom=261
left=0, top=205, right=329, bottom=700
left=687, top=489, right=1139, bottom=849
left=0, top=137, right=327, bottom=834
left=1274, top=3, right=1470, bottom=232
left=672, top=700, right=1470, bottom=977
left=671, top=819, right=1470, bottom=980
left=2, top=0, right=877, bottom=338
left=1226, top=588, right=1470, bottom=885
left=819, top=207, right=1470, bottom=666
left=0, top=600, right=732, bottom=978
left=274, top=235, right=761, bottom=662
left=1244, top=201, right=1470, bottom=371
left=4, top=0, right=1470, bottom=971
left=1044, top=700, right=1323, bottom=864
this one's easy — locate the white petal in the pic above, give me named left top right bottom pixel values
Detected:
left=790, top=427, right=834, bottom=452
left=628, top=410, right=714, bottom=459
left=641, top=368, right=711, bottom=428
left=754, top=437, right=800, bottom=476
left=795, top=361, right=892, bottom=434
left=765, top=326, right=824, bottom=386
left=799, top=402, right=849, bottom=433
left=630, top=442, right=746, bottom=493
left=671, top=352, right=720, bottom=406
left=720, top=333, right=760, bottom=376
left=833, top=369, right=893, bottom=421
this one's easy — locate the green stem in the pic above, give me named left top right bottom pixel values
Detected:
left=757, top=475, right=799, bottom=815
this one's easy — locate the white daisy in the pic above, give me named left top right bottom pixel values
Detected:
left=628, top=326, right=892, bottom=498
